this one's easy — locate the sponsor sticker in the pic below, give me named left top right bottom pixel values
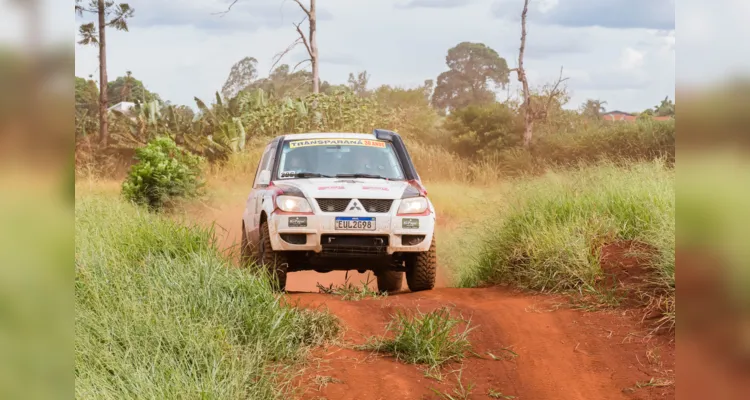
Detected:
left=363, top=186, right=389, bottom=191
left=318, top=185, right=345, bottom=190
left=288, top=216, right=307, bottom=228
left=280, top=171, right=297, bottom=178
left=289, top=138, right=386, bottom=149
left=402, top=218, right=420, bottom=229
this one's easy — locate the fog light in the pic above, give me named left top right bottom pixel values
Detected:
left=280, top=234, right=306, bottom=245
left=402, top=235, right=425, bottom=246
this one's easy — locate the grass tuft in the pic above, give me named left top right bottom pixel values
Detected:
left=316, top=273, right=385, bottom=301
left=358, top=307, right=473, bottom=373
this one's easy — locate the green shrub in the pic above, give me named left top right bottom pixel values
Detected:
left=75, top=196, right=340, bottom=399
left=121, top=136, right=205, bottom=210
left=444, top=103, right=523, bottom=157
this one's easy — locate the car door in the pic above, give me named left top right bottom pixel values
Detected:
left=246, top=142, right=276, bottom=242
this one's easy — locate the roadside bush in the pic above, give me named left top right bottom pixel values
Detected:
left=532, top=119, right=675, bottom=166
left=457, top=161, right=674, bottom=324
left=444, top=103, right=523, bottom=157
left=121, top=136, right=205, bottom=210
left=75, top=196, right=340, bottom=399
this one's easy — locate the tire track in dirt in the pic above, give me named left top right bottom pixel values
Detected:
left=190, top=200, right=675, bottom=400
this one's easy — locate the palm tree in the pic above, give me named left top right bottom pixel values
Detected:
left=580, top=99, right=608, bottom=120
left=76, top=0, right=135, bottom=147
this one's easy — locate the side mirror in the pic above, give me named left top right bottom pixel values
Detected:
left=257, top=170, right=271, bottom=186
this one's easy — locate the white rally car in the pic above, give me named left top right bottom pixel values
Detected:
left=240, top=129, right=436, bottom=292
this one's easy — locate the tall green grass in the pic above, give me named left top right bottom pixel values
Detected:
left=457, top=160, right=674, bottom=316
left=75, top=196, right=339, bottom=399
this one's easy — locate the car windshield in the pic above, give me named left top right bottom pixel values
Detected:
left=276, top=138, right=405, bottom=180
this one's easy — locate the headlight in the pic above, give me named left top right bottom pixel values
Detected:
left=276, top=195, right=312, bottom=213
left=398, top=197, right=428, bottom=214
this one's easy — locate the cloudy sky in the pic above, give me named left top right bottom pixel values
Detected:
left=11, top=0, right=745, bottom=113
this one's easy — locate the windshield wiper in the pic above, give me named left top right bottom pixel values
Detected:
left=294, top=172, right=333, bottom=178
left=335, top=173, right=388, bottom=180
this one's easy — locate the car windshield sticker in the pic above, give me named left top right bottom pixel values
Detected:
left=288, top=138, right=386, bottom=149
left=280, top=171, right=297, bottom=178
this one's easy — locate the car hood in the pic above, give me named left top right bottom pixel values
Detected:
left=273, top=178, right=410, bottom=200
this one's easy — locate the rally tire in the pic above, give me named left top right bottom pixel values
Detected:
left=406, top=236, right=437, bottom=292
left=376, top=270, right=403, bottom=293
left=259, top=221, right=288, bottom=291
left=240, top=222, right=257, bottom=268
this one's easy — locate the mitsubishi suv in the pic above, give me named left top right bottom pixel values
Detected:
left=240, top=129, right=436, bottom=292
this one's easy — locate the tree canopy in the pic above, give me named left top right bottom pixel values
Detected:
left=221, top=57, right=259, bottom=100
left=75, top=76, right=99, bottom=113
left=432, top=42, right=510, bottom=113
left=107, top=73, right=161, bottom=105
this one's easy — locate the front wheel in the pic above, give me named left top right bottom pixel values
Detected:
left=405, top=236, right=437, bottom=292
left=259, top=221, right=288, bottom=292
left=240, top=222, right=257, bottom=267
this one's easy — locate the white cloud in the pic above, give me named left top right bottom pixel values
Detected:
left=620, top=48, right=645, bottom=70
left=537, top=0, right=560, bottom=13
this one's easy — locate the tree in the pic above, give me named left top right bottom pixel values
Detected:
left=75, top=76, right=100, bottom=137
left=580, top=99, right=608, bottom=119
left=268, top=0, right=319, bottom=95
left=120, top=70, right=134, bottom=102
left=654, top=96, right=675, bottom=117
left=347, top=71, right=370, bottom=97
left=76, top=0, right=135, bottom=147
left=107, top=73, right=161, bottom=105
left=221, top=56, right=258, bottom=100
left=432, top=42, right=510, bottom=113
left=507, top=0, right=567, bottom=148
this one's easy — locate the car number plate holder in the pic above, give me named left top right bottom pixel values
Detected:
left=334, top=216, right=376, bottom=231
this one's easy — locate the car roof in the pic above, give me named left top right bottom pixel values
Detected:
left=279, top=132, right=377, bottom=141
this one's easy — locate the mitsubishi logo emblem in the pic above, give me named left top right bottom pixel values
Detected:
left=348, top=200, right=363, bottom=211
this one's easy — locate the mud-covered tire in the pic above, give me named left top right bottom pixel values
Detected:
left=406, top=236, right=436, bottom=292
left=259, top=221, right=288, bottom=291
left=376, top=270, right=403, bottom=293
left=240, top=222, right=257, bottom=267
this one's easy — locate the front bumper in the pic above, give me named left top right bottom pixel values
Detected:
left=267, top=211, right=435, bottom=254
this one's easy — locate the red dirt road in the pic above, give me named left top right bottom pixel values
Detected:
left=191, top=201, right=675, bottom=400
left=290, top=288, right=674, bottom=400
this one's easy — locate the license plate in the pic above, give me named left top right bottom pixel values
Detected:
left=335, top=216, right=375, bottom=231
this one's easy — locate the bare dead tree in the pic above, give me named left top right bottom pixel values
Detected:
left=270, top=0, right=319, bottom=94
left=509, top=0, right=568, bottom=149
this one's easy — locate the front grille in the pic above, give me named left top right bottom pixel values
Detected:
left=320, top=235, right=389, bottom=256
left=316, top=198, right=351, bottom=212
left=315, top=198, right=393, bottom=213
left=360, top=199, right=393, bottom=213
